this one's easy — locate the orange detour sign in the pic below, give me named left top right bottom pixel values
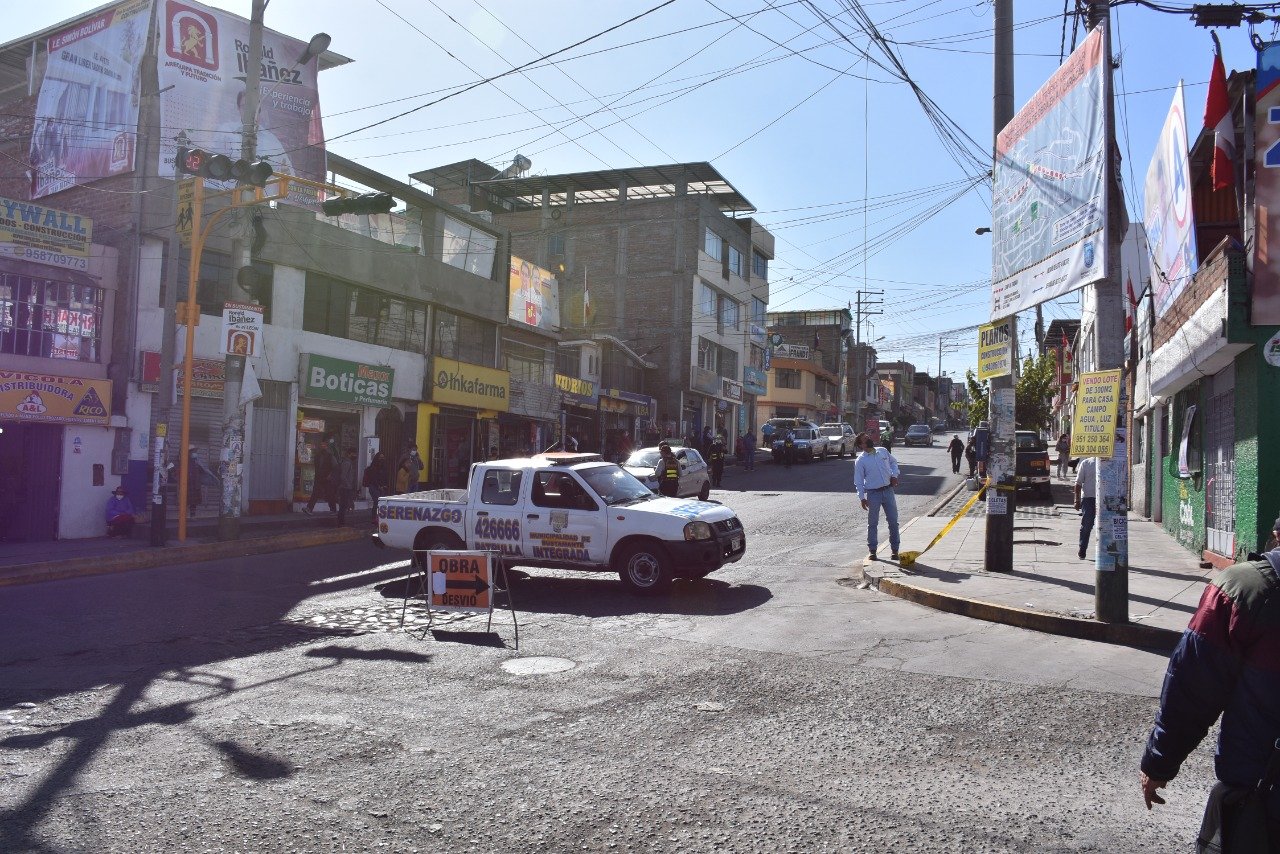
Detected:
left=428, top=551, right=493, bottom=612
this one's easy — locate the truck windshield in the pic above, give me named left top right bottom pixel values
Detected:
left=579, top=464, right=655, bottom=506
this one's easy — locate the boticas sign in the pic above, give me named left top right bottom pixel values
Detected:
left=300, top=354, right=393, bottom=407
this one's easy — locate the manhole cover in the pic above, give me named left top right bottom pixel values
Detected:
left=501, top=656, right=576, bottom=675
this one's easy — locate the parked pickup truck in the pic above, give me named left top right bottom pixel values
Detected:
left=372, top=453, right=746, bottom=595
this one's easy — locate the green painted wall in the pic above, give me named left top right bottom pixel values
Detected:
left=1228, top=332, right=1280, bottom=558
left=1161, top=381, right=1207, bottom=554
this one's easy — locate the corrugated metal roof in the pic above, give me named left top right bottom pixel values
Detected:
left=473, top=162, right=754, bottom=213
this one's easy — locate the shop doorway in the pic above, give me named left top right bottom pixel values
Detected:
left=375, top=406, right=405, bottom=487
left=430, top=411, right=474, bottom=488
left=294, top=407, right=360, bottom=503
left=0, top=422, right=62, bottom=542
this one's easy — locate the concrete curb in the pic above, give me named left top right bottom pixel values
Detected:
left=864, top=568, right=1181, bottom=651
left=0, top=527, right=366, bottom=589
left=926, top=478, right=969, bottom=517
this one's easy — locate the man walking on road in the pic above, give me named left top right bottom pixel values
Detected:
left=1074, top=456, right=1097, bottom=560
left=948, top=434, right=965, bottom=473
left=1139, top=516, right=1280, bottom=849
left=708, top=433, right=726, bottom=488
left=854, top=432, right=900, bottom=561
left=336, top=448, right=358, bottom=527
left=742, top=430, right=756, bottom=471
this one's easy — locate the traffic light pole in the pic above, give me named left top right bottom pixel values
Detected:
left=985, top=0, right=1015, bottom=574
left=216, top=0, right=266, bottom=541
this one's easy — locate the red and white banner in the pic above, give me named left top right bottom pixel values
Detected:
left=29, top=0, right=153, bottom=198
left=157, top=0, right=326, bottom=201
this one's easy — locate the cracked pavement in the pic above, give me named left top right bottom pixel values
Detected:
left=0, top=445, right=1210, bottom=852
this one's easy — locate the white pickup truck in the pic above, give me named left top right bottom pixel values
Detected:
left=371, top=453, right=747, bottom=595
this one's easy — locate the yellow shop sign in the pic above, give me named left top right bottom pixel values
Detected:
left=0, top=372, right=111, bottom=425
left=431, top=357, right=510, bottom=411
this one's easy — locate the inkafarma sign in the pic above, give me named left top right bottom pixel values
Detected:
left=431, top=357, right=509, bottom=411
left=300, top=354, right=393, bottom=407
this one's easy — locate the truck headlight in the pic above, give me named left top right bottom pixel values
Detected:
left=684, top=521, right=713, bottom=541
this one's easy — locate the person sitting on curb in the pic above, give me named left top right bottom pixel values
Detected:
left=1139, top=515, right=1280, bottom=849
left=105, top=486, right=137, bottom=538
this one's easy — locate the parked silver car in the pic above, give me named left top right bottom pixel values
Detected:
left=819, top=422, right=856, bottom=457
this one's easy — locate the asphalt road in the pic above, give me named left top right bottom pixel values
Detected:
left=0, top=443, right=1211, bottom=853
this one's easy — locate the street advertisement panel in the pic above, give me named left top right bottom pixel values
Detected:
left=976, top=318, right=1013, bottom=381
left=29, top=0, right=152, bottom=199
left=433, top=357, right=509, bottom=411
left=140, top=350, right=224, bottom=397
left=0, top=372, right=111, bottom=425
left=220, top=301, right=263, bottom=356
left=0, top=196, right=93, bottom=273
left=1252, top=42, right=1280, bottom=324
left=773, top=343, right=810, bottom=360
left=1070, top=369, right=1122, bottom=458
left=301, top=353, right=393, bottom=407
left=555, top=372, right=596, bottom=407
left=508, top=256, right=560, bottom=332
left=157, top=0, right=326, bottom=202
left=1144, top=83, right=1198, bottom=317
left=743, top=366, right=768, bottom=396
left=991, top=27, right=1108, bottom=319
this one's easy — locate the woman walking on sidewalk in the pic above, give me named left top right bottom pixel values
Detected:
left=1055, top=433, right=1071, bottom=479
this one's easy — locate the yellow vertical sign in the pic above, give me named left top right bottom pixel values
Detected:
left=176, top=179, right=195, bottom=246
left=977, top=319, right=1013, bottom=380
left=1069, top=369, right=1122, bottom=458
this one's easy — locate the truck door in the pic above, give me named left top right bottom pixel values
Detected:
left=524, top=469, right=606, bottom=565
left=472, top=468, right=526, bottom=559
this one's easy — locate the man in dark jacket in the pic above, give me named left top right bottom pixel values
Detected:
left=708, top=433, right=726, bottom=488
left=947, top=434, right=965, bottom=474
left=303, top=443, right=336, bottom=515
left=1139, top=516, right=1280, bottom=845
left=336, top=448, right=358, bottom=526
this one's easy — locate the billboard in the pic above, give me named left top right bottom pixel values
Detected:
left=0, top=196, right=92, bottom=273
left=29, top=0, right=152, bottom=199
left=1144, top=83, right=1198, bottom=317
left=157, top=0, right=325, bottom=200
left=1252, top=42, right=1280, bottom=325
left=991, top=27, right=1108, bottom=319
left=508, top=256, right=560, bottom=331
left=0, top=372, right=111, bottom=425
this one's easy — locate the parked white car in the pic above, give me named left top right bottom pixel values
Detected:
left=770, top=424, right=829, bottom=462
left=373, top=453, right=745, bottom=594
left=819, top=422, right=856, bottom=457
left=623, top=446, right=712, bottom=501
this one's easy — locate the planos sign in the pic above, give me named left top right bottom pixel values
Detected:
left=434, top=357, right=510, bottom=411
left=300, top=354, right=393, bottom=407
left=977, top=319, right=1013, bottom=380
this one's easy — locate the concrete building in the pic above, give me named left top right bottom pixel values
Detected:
left=754, top=343, right=840, bottom=425
left=764, top=308, right=853, bottom=422
left=875, top=362, right=918, bottom=429
left=414, top=161, right=772, bottom=450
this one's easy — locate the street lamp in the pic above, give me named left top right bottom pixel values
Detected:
left=975, top=226, right=992, bottom=235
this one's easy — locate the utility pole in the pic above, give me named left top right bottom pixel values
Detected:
left=854, top=289, right=883, bottom=431
left=218, top=0, right=266, bottom=540
left=985, top=0, right=1016, bottom=574
left=1088, top=0, right=1129, bottom=622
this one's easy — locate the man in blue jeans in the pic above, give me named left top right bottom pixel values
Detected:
left=1074, top=456, right=1097, bottom=560
left=854, top=432, right=900, bottom=561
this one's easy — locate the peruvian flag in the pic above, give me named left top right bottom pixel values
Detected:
left=1205, top=45, right=1235, bottom=192
left=1124, top=272, right=1138, bottom=334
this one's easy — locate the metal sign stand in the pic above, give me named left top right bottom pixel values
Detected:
left=400, top=550, right=519, bottom=648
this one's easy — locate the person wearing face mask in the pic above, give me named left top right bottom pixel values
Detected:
left=398, top=442, right=424, bottom=492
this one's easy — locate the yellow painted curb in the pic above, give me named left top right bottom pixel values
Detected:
left=871, top=573, right=1181, bottom=651
left=0, top=527, right=365, bottom=588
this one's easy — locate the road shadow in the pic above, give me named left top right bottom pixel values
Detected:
left=304, top=644, right=433, bottom=664
left=375, top=570, right=771, bottom=619
left=212, top=739, right=294, bottom=780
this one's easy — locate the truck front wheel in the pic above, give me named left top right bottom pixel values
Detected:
left=616, top=541, right=674, bottom=596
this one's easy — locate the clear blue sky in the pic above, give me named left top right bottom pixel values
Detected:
left=5, top=0, right=1264, bottom=381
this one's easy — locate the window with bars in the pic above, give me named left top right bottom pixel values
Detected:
left=434, top=308, right=496, bottom=367
left=0, top=273, right=104, bottom=362
left=303, top=271, right=426, bottom=352
left=503, top=339, right=549, bottom=384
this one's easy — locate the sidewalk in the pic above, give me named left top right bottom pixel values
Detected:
left=861, top=478, right=1211, bottom=650
left=0, top=510, right=368, bottom=588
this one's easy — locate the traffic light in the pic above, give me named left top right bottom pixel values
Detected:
left=321, top=192, right=394, bottom=217
left=176, top=147, right=274, bottom=186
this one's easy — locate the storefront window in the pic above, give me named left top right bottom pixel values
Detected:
left=434, top=309, right=496, bottom=367
left=0, top=273, right=103, bottom=362
left=303, top=272, right=426, bottom=352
